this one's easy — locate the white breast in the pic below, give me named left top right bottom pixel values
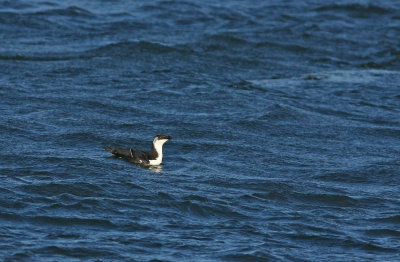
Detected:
left=149, top=139, right=167, bottom=165
left=149, top=157, right=162, bottom=165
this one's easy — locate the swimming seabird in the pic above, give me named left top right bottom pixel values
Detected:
left=104, top=135, right=172, bottom=166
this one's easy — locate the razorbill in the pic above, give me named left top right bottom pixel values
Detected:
left=104, top=135, right=172, bottom=166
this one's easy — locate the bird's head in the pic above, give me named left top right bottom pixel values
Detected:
left=153, top=135, right=172, bottom=147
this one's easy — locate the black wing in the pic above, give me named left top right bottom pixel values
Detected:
left=104, top=147, right=150, bottom=165
left=129, top=148, right=150, bottom=165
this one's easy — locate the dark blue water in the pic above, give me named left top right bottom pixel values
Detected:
left=1, top=0, right=400, bottom=261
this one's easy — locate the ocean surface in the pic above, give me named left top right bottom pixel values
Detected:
left=1, top=0, right=400, bottom=261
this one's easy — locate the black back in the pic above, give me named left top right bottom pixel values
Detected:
left=104, top=147, right=155, bottom=165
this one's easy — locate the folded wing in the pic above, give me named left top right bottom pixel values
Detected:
left=104, top=147, right=150, bottom=165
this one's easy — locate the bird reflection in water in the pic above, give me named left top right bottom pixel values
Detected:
left=146, top=165, right=163, bottom=173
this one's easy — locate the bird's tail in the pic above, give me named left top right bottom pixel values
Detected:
left=104, top=147, right=115, bottom=153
